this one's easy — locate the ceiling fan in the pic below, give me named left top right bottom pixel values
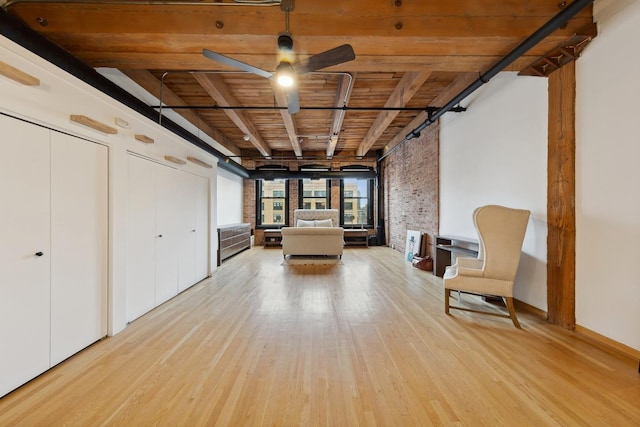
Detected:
left=202, top=0, right=355, bottom=114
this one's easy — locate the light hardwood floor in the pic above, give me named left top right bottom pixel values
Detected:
left=1, top=246, right=639, bottom=426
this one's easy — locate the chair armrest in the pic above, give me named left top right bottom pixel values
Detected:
left=456, top=266, right=484, bottom=277
left=455, top=257, right=483, bottom=269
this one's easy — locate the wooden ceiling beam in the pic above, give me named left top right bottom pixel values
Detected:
left=47, top=33, right=595, bottom=59
left=270, top=82, right=302, bottom=159
left=327, top=73, right=355, bottom=159
left=193, top=73, right=272, bottom=158
left=121, top=69, right=241, bottom=156
left=74, top=52, right=540, bottom=73
left=384, top=72, right=478, bottom=153
left=7, top=3, right=592, bottom=38
left=356, top=71, right=432, bottom=158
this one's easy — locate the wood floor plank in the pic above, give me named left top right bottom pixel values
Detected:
left=0, top=246, right=639, bottom=426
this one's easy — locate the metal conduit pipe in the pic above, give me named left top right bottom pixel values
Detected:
left=249, top=169, right=376, bottom=180
left=0, top=9, right=250, bottom=178
left=378, top=0, right=595, bottom=162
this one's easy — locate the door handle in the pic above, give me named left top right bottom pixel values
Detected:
left=35, top=251, right=44, bottom=257
left=158, top=234, right=163, bottom=238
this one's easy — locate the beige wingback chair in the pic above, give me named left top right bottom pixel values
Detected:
left=443, top=205, right=530, bottom=328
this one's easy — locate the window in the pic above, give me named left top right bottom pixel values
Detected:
left=256, top=179, right=288, bottom=227
left=299, top=178, right=330, bottom=210
left=340, top=178, right=373, bottom=226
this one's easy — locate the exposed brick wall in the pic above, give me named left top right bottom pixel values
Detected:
left=242, top=178, right=258, bottom=243
left=382, top=121, right=439, bottom=257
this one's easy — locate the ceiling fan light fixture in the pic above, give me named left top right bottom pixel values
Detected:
left=277, top=33, right=294, bottom=52
left=275, top=61, right=295, bottom=87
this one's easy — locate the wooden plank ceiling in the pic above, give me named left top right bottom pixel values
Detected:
left=3, top=0, right=596, bottom=165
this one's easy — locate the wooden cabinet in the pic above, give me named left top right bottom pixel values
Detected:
left=0, top=115, right=108, bottom=397
left=263, top=229, right=283, bottom=247
left=126, top=154, right=209, bottom=322
left=218, top=223, right=251, bottom=265
left=344, top=229, right=369, bottom=247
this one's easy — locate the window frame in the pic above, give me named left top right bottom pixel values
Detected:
left=298, top=178, right=331, bottom=210
left=340, top=177, right=374, bottom=228
left=256, top=179, right=289, bottom=228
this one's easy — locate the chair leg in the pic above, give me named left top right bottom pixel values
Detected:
left=444, top=288, right=451, bottom=314
left=504, top=297, right=521, bottom=329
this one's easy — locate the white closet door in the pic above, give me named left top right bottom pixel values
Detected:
left=178, top=172, right=197, bottom=292
left=50, top=133, right=108, bottom=365
left=155, top=165, right=180, bottom=304
left=0, top=115, right=51, bottom=397
left=126, top=155, right=157, bottom=321
left=195, top=175, right=209, bottom=281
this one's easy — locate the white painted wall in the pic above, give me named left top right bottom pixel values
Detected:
left=0, top=35, right=220, bottom=336
left=440, top=73, right=549, bottom=310
left=217, top=167, right=244, bottom=226
left=575, top=0, right=640, bottom=351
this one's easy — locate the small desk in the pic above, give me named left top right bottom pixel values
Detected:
left=344, top=229, right=369, bottom=247
left=264, top=229, right=282, bottom=247
left=433, top=235, right=479, bottom=277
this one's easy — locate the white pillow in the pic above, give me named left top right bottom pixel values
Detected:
left=297, top=219, right=315, bottom=227
left=315, top=219, right=333, bottom=227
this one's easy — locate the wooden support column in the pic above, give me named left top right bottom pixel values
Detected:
left=547, top=61, right=576, bottom=329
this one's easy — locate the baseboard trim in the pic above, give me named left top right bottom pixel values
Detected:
left=575, top=324, right=640, bottom=362
left=514, top=298, right=548, bottom=320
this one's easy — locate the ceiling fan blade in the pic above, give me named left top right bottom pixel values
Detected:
left=293, top=44, right=356, bottom=74
left=202, top=49, right=272, bottom=79
left=286, top=86, right=300, bottom=115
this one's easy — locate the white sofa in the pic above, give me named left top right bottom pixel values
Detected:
left=281, top=209, right=344, bottom=258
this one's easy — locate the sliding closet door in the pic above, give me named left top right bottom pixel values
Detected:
left=126, top=155, right=157, bottom=321
left=154, top=165, right=180, bottom=304
left=0, top=115, right=51, bottom=397
left=50, top=132, right=108, bottom=365
left=195, top=175, right=209, bottom=281
left=177, top=172, right=197, bottom=292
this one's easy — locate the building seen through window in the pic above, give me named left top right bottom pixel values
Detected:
left=341, top=178, right=372, bottom=226
left=299, top=178, right=330, bottom=212
left=257, top=179, right=288, bottom=227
